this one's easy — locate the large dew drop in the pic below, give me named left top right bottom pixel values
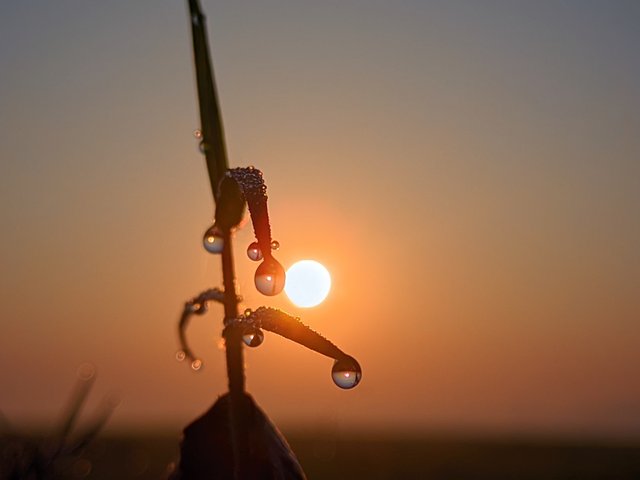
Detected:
left=242, top=328, right=264, bottom=348
left=254, top=258, right=286, bottom=296
left=331, top=356, right=362, bottom=389
left=203, top=225, right=224, bottom=254
left=246, top=242, right=263, bottom=261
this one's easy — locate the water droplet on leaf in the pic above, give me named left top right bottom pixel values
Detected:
left=331, top=356, right=362, bottom=389
left=247, top=242, right=263, bottom=261
left=203, top=225, right=224, bottom=253
left=193, top=129, right=202, bottom=139
left=255, top=258, right=286, bottom=296
left=242, top=328, right=264, bottom=347
left=191, top=359, right=203, bottom=371
left=175, top=351, right=186, bottom=362
left=244, top=308, right=253, bottom=317
left=199, top=140, right=208, bottom=153
left=270, top=240, right=280, bottom=251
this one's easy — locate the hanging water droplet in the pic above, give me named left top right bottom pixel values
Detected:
left=203, top=225, right=224, bottom=253
left=331, top=356, right=362, bottom=389
left=191, top=359, right=203, bottom=371
left=254, top=258, right=286, bottom=296
left=76, top=363, right=96, bottom=381
left=247, top=242, right=263, bottom=261
left=193, top=129, right=202, bottom=139
left=175, top=350, right=186, bottom=362
left=270, top=240, right=280, bottom=251
left=242, top=328, right=264, bottom=348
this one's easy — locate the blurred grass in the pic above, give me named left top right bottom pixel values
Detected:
left=29, top=431, right=639, bottom=479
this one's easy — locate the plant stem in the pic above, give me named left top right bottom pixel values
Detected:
left=221, top=230, right=250, bottom=479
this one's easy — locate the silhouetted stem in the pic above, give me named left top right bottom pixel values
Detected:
left=188, top=0, right=228, bottom=196
left=188, top=1, right=251, bottom=476
left=221, top=230, right=250, bottom=479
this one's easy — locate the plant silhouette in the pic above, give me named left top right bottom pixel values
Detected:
left=171, top=2, right=362, bottom=479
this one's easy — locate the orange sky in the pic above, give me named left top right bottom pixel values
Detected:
left=1, top=1, right=639, bottom=438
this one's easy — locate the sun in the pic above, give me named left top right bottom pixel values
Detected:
left=284, top=260, right=331, bottom=308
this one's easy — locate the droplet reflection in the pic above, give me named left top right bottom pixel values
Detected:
left=247, top=242, right=263, bottom=261
left=254, top=258, right=286, bottom=296
left=202, top=225, right=224, bottom=253
left=331, top=356, right=362, bottom=389
left=242, top=328, right=264, bottom=348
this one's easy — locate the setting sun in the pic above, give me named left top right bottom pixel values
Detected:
left=284, top=260, right=331, bottom=308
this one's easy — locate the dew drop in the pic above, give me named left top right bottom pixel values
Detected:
left=247, top=242, right=263, bottom=261
left=203, top=225, right=224, bottom=253
left=270, top=240, right=280, bottom=251
left=244, top=308, right=253, bottom=317
left=191, top=359, right=203, bottom=371
left=76, top=363, right=96, bottom=381
left=331, top=356, right=362, bottom=389
left=175, top=350, right=186, bottom=362
left=242, top=328, right=264, bottom=348
left=255, top=258, right=286, bottom=296
left=193, top=129, right=202, bottom=139
left=199, top=140, right=208, bottom=154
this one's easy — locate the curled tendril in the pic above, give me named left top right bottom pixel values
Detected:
left=225, top=307, right=357, bottom=364
left=178, top=288, right=242, bottom=364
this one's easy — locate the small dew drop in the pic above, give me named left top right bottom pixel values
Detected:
left=247, top=242, right=263, bottom=261
left=191, top=359, right=203, bottom=371
left=331, top=357, right=362, bottom=389
left=244, top=308, right=253, bottom=317
left=255, top=258, right=286, bottom=296
left=193, top=129, right=202, bottom=139
left=199, top=140, right=208, bottom=154
left=175, top=350, right=186, bottom=362
left=76, top=363, right=96, bottom=381
left=270, top=240, right=280, bottom=251
left=242, top=328, right=264, bottom=348
left=203, top=225, right=224, bottom=254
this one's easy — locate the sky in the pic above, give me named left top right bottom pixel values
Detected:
left=1, top=1, right=639, bottom=438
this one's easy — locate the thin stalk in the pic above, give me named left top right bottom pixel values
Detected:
left=187, top=0, right=250, bottom=477
left=221, top=230, right=250, bottom=479
left=187, top=0, right=229, bottom=197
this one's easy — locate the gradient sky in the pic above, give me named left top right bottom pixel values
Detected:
left=1, top=1, right=639, bottom=438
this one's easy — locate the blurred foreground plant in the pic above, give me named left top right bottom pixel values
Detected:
left=172, top=2, right=362, bottom=479
left=0, top=365, right=116, bottom=480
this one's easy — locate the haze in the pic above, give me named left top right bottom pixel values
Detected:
left=1, top=1, right=639, bottom=438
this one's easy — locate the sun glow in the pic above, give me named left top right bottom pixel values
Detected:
left=284, top=260, right=331, bottom=308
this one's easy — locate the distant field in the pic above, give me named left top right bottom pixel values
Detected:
left=14, top=432, right=636, bottom=479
